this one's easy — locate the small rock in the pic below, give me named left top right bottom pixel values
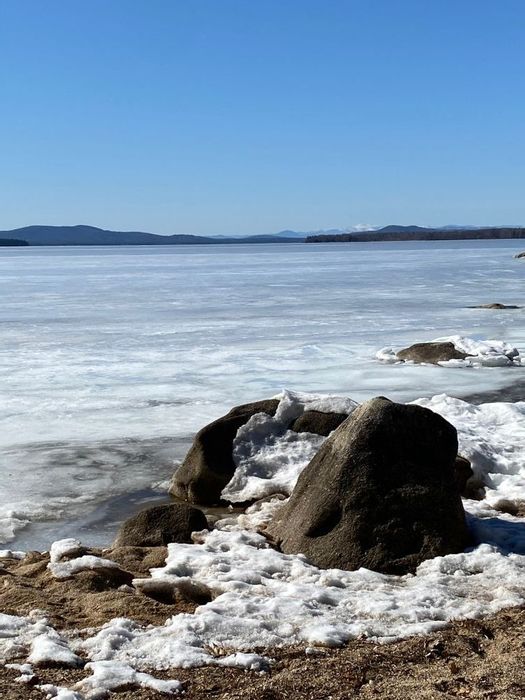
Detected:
left=113, top=503, right=208, bottom=548
left=69, top=566, right=134, bottom=591
left=291, top=410, right=348, bottom=436
left=106, top=546, right=169, bottom=575
left=469, top=303, right=520, bottom=309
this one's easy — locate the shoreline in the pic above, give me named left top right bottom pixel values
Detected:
left=5, top=380, right=524, bottom=553
left=0, top=392, right=525, bottom=700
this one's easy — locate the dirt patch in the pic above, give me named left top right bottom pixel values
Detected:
left=0, top=546, right=195, bottom=629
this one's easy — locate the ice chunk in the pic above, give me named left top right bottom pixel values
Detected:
left=48, top=554, right=120, bottom=580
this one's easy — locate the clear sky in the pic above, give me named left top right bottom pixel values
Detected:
left=1, top=0, right=524, bottom=235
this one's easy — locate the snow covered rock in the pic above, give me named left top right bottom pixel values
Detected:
left=377, top=335, right=520, bottom=367
left=170, top=393, right=357, bottom=506
left=48, top=538, right=134, bottom=588
left=113, top=503, right=208, bottom=548
left=269, top=397, right=469, bottom=575
left=397, top=341, right=469, bottom=364
left=169, top=398, right=280, bottom=505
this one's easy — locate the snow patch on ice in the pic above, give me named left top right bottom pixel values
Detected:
left=375, top=347, right=402, bottom=364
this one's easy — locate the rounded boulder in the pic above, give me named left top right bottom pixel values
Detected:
left=113, top=503, right=208, bottom=548
left=268, top=397, right=469, bottom=575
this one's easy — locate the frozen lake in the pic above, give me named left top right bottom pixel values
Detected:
left=0, top=240, right=523, bottom=547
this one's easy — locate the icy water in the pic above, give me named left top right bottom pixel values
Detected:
left=0, top=240, right=523, bottom=548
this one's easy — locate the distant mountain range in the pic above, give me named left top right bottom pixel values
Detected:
left=0, top=225, right=303, bottom=246
left=0, top=224, right=524, bottom=247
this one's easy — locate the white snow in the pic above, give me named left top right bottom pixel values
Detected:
left=5, top=662, right=35, bottom=685
left=222, top=390, right=357, bottom=502
left=75, top=660, right=182, bottom=695
left=28, top=631, right=83, bottom=667
left=376, top=335, right=521, bottom=367
left=49, top=554, right=121, bottom=580
left=47, top=537, right=121, bottom=579
left=87, top=525, right=525, bottom=670
left=0, top=549, right=25, bottom=560
left=437, top=336, right=520, bottom=366
left=37, top=685, right=84, bottom=699
left=413, top=395, right=525, bottom=507
left=49, top=538, right=84, bottom=564
left=0, top=611, right=81, bottom=668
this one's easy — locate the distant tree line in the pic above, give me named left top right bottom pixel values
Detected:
left=306, top=228, right=525, bottom=243
left=0, top=238, right=28, bottom=246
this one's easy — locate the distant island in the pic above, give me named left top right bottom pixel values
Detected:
left=0, top=238, right=28, bottom=246
left=0, top=225, right=303, bottom=247
left=306, top=225, right=525, bottom=242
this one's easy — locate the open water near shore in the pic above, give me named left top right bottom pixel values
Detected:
left=0, top=240, right=523, bottom=549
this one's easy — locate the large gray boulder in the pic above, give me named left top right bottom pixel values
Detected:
left=169, top=399, right=280, bottom=505
left=291, top=410, right=348, bottom=436
left=268, top=397, right=469, bottom=575
left=397, top=341, right=469, bottom=364
left=113, top=503, right=208, bottom=548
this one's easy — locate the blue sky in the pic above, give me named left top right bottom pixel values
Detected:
left=1, top=1, right=524, bottom=234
